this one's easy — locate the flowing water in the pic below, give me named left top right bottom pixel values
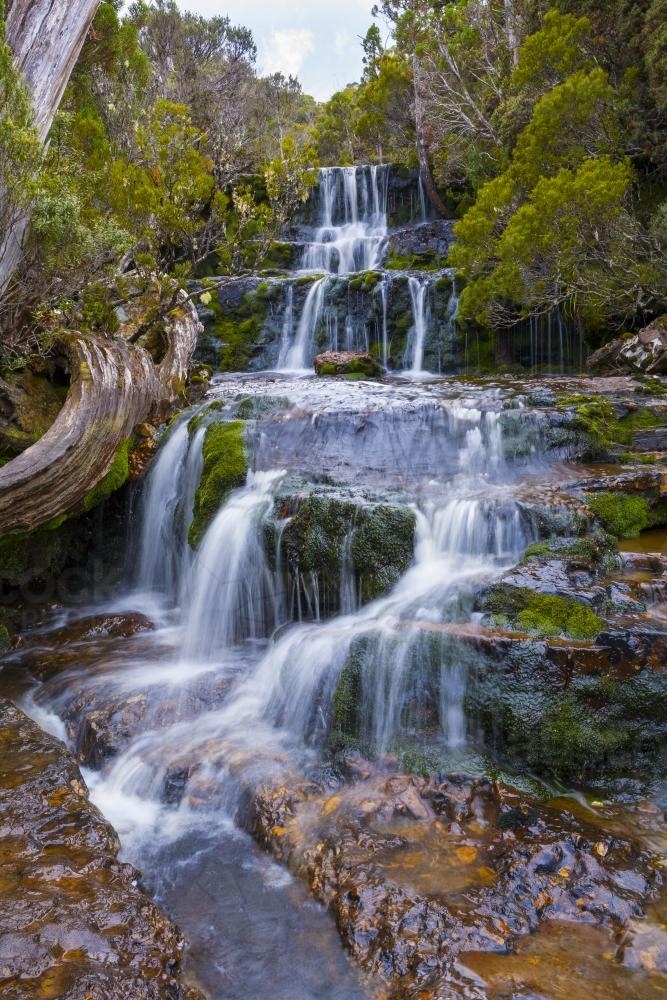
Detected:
left=273, top=164, right=456, bottom=373
left=4, top=167, right=664, bottom=998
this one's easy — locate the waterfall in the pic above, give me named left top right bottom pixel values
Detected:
left=282, top=276, right=329, bottom=371
left=406, top=276, right=432, bottom=374
left=180, top=470, right=284, bottom=660
left=378, top=276, right=390, bottom=369
left=135, top=417, right=204, bottom=600
left=279, top=166, right=389, bottom=369
left=276, top=284, right=294, bottom=370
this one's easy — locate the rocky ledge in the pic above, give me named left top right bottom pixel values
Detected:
left=0, top=699, right=204, bottom=1000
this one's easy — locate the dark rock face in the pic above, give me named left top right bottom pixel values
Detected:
left=0, top=700, right=203, bottom=1000
left=249, top=768, right=663, bottom=996
left=588, top=316, right=667, bottom=375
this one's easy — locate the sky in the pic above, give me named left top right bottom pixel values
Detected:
left=174, top=1, right=378, bottom=102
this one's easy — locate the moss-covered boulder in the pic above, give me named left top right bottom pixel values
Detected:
left=279, top=497, right=416, bottom=618
left=188, top=421, right=247, bottom=548
left=314, top=351, right=383, bottom=379
left=351, top=505, right=416, bottom=602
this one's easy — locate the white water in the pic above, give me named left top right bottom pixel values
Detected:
left=278, top=166, right=389, bottom=370
left=407, top=275, right=431, bottom=374
left=301, top=165, right=388, bottom=275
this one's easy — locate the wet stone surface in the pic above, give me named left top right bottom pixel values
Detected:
left=0, top=699, right=203, bottom=1000
left=250, top=766, right=665, bottom=998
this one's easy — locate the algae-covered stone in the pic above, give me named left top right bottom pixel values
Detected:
left=279, top=497, right=416, bottom=618
left=189, top=421, right=247, bottom=548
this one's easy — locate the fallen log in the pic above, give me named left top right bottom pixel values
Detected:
left=0, top=292, right=201, bottom=533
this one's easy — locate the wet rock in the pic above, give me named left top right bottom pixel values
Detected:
left=314, top=351, right=383, bottom=378
left=249, top=770, right=661, bottom=996
left=0, top=699, right=203, bottom=1000
left=23, top=612, right=155, bottom=648
left=587, top=317, right=667, bottom=376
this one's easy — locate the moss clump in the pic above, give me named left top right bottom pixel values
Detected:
left=587, top=492, right=650, bottom=538
left=189, top=421, right=247, bottom=548
left=350, top=506, right=416, bottom=602
left=200, top=287, right=270, bottom=371
left=81, top=439, right=131, bottom=513
left=486, top=585, right=603, bottom=640
left=0, top=624, right=10, bottom=651
left=348, top=270, right=382, bottom=292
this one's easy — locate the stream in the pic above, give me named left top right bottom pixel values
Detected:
left=3, top=166, right=667, bottom=999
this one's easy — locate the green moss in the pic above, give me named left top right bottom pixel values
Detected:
left=384, top=249, right=442, bottom=272
left=587, top=492, right=650, bottom=538
left=350, top=506, right=416, bottom=603
left=259, top=241, right=294, bottom=272
left=188, top=421, right=247, bottom=548
left=81, top=439, right=130, bottom=513
left=486, top=585, right=603, bottom=640
left=0, top=624, right=10, bottom=651
left=348, top=270, right=382, bottom=292
left=317, top=363, right=337, bottom=375
left=331, top=657, right=362, bottom=741
left=202, top=287, right=270, bottom=371
left=559, top=394, right=665, bottom=459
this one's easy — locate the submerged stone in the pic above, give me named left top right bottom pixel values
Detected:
left=0, top=699, right=202, bottom=1000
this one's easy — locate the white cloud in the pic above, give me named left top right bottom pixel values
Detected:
left=334, top=30, right=350, bottom=56
left=263, top=28, right=315, bottom=79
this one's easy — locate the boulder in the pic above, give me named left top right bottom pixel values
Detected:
left=313, top=351, right=383, bottom=378
left=587, top=316, right=667, bottom=375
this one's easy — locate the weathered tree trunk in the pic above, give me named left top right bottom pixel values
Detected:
left=413, top=57, right=450, bottom=220
left=0, top=1, right=100, bottom=297
left=0, top=293, right=201, bottom=533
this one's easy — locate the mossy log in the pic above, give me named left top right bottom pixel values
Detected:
left=0, top=293, right=200, bottom=532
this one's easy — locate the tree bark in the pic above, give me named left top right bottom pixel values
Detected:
left=5, top=0, right=100, bottom=141
left=0, top=1, right=101, bottom=298
left=0, top=293, right=201, bottom=533
left=413, top=58, right=451, bottom=220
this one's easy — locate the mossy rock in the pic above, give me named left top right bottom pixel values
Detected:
left=485, top=585, right=604, bottom=640
left=467, top=643, right=667, bottom=784
left=313, top=351, right=383, bottom=378
left=351, top=506, right=416, bottom=603
left=189, top=421, right=247, bottom=548
left=586, top=492, right=650, bottom=539
left=559, top=395, right=665, bottom=460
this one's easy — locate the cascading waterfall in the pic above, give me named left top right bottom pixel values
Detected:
left=278, top=165, right=389, bottom=370
left=180, top=470, right=285, bottom=659
left=406, top=275, right=431, bottom=374
left=135, top=417, right=204, bottom=601
left=281, top=276, right=330, bottom=370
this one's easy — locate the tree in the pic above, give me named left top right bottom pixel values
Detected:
left=0, top=0, right=101, bottom=302
left=449, top=62, right=662, bottom=332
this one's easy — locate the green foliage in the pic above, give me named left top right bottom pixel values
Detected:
left=586, top=493, right=650, bottom=538
left=189, top=421, right=247, bottom=547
